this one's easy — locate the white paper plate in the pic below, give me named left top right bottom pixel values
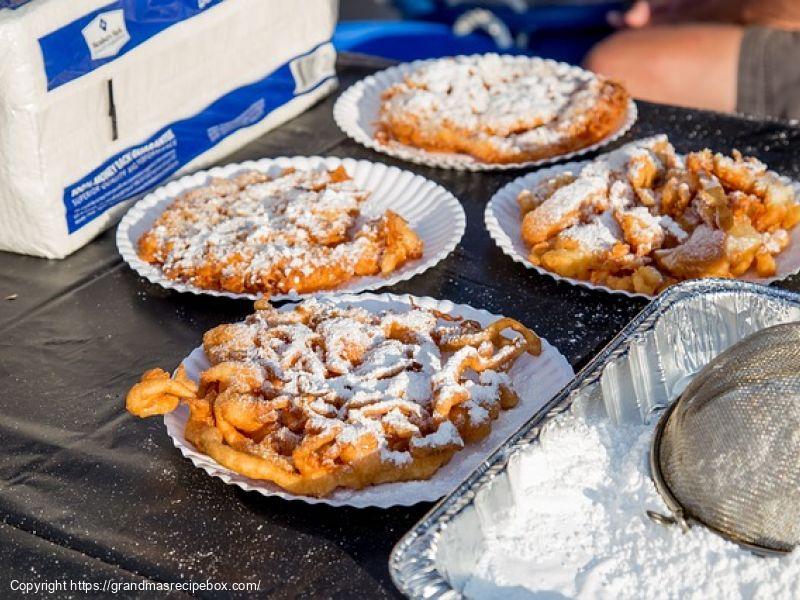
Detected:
left=333, top=54, right=637, bottom=171
left=163, top=293, right=574, bottom=508
left=116, top=157, right=465, bottom=301
left=485, top=152, right=800, bottom=299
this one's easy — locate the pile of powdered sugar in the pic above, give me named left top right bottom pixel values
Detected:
left=463, top=408, right=800, bottom=599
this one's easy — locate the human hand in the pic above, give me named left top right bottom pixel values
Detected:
left=607, top=1, right=655, bottom=29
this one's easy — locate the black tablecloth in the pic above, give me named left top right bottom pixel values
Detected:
left=2, top=55, right=800, bottom=599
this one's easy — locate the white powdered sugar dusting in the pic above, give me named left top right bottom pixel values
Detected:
left=381, top=55, right=611, bottom=154
left=763, top=230, right=789, bottom=254
left=464, top=410, right=800, bottom=599
left=513, top=134, right=800, bottom=295
left=410, top=421, right=463, bottom=451
left=139, top=167, right=399, bottom=293
left=165, top=293, right=578, bottom=506
left=205, top=298, right=527, bottom=469
left=560, top=220, right=620, bottom=254
left=660, top=215, right=689, bottom=242
left=531, top=163, right=610, bottom=230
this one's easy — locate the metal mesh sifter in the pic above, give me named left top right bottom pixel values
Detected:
left=649, top=321, right=800, bottom=554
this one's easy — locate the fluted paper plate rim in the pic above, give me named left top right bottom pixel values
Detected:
left=333, top=53, right=637, bottom=171
left=163, top=292, right=574, bottom=508
left=116, top=156, right=466, bottom=300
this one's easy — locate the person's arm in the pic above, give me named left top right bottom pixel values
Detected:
left=610, top=0, right=800, bottom=30
left=741, top=1, right=800, bottom=30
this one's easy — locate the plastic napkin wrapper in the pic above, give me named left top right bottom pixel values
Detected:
left=0, top=0, right=338, bottom=258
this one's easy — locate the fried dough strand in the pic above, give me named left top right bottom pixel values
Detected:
left=126, top=300, right=542, bottom=497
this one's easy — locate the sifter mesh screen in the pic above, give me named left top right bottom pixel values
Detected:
left=652, top=322, right=800, bottom=553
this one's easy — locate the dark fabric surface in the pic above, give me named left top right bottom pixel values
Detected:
left=2, top=55, right=800, bottom=599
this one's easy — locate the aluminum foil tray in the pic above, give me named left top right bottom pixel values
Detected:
left=390, top=279, right=800, bottom=598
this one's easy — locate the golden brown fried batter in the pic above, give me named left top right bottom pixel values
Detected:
left=376, top=55, right=630, bottom=164
left=518, top=136, right=800, bottom=295
left=137, top=167, right=423, bottom=297
left=126, top=299, right=541, bottom=497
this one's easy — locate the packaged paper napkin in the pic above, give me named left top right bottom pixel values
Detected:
left=0, top=0, right=338, bottom=258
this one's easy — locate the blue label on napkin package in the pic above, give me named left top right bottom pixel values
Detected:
left=63, top=41, right=335, bottom=233
left=38, top=0, right=225, bottom=90
left=0, top=0, right=33, bottom=9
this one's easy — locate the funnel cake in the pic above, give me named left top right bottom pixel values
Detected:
left=376, top=55, right=630, bottom=164
left=137, top=166, right=423, bottom=297
left=126, top=298, right=541, bottom=497
left=517, top=136, right=800, bottom=295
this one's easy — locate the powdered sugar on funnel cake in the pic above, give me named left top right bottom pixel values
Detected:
left=376, top=55, right=631, bottom=165
left=151, top=294, right=574, bottom=507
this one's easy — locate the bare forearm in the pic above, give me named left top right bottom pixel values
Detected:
left=626, top=0, right=800, bottom=29
left=741, top=0, right=800, bottom=29
left=649, top=0, right=746, bottom=23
